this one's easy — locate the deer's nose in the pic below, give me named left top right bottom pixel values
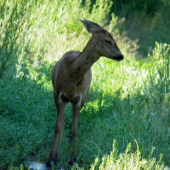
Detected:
left=119, top=54, right=124, bottom=60
left=116, top=54, right=124, bottom=61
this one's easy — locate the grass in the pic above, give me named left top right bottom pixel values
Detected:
left=0, top=0, right=170, bottom=169
left=115, top=1, right=170, bottom=57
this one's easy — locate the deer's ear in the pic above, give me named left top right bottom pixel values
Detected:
left=79, top=19, right=103, bottom=34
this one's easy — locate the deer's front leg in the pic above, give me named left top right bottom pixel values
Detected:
left=71, top=96, right=82, bottom=163
left=47, top=93, right=66, bottom=166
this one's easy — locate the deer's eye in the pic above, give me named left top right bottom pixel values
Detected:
left=104, top=40, right=111, bottom=45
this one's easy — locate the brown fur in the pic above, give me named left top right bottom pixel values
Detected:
left=47, top=19, right=124, bottom=166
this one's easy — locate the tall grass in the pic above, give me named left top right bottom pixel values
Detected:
left=20, top=0, right=113, bottom=62
left=0, top=0, right=34, bottom=78
left=111, top=0, right=163, bottom=16
left=148, top=42, right=170, bottom=99
left=0, top=0, right=169, bottom=169
left=114, top=0, right=170, bottom=56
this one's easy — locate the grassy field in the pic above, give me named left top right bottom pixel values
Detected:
left=0, top=0, right=169, bottom=169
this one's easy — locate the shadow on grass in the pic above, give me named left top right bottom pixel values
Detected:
left=54, top=83, right=168, bottom=169
left=0, top=64, right=169, bottom=169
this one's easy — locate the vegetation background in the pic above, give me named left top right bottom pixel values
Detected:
left=0, top=0, right=169, bottom=169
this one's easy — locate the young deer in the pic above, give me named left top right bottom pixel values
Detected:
left=47, top=19, right=124, bottom=166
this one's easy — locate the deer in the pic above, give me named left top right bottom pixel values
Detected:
left=46, top=19, right=124, bottom=167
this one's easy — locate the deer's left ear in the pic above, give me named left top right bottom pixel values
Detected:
left=79, top=19, right=103, bottom=34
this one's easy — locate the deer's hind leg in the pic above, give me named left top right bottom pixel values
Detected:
left=70, top=95, right=87, bottom=163
left=47, top=92, right=67, bottom=166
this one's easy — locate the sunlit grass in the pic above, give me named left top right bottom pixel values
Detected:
left=0, top=0, right=169, bottom=169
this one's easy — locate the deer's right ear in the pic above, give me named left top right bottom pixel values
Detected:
left=79, top=18, right=103, bottom=34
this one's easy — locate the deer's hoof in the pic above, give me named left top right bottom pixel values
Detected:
left=68, top=160, right=73, bottom=166
left=46, top=160, right=58, bottom=168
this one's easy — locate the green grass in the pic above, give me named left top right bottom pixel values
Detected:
left=115, top=1, right=170, bottom=57
left=0, top=0, right=170, bottom=169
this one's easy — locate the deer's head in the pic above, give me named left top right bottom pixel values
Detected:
left=79, top=19, right=124, bottom=61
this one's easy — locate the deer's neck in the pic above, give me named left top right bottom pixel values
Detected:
left=69, top=36, right=100, bottom=80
